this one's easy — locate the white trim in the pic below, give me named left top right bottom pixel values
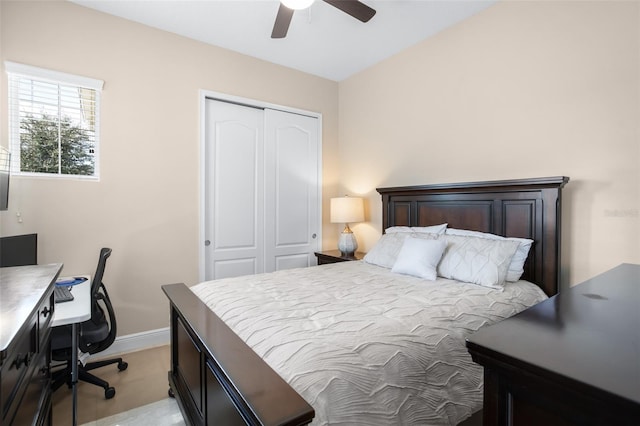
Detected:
left=7, top=75, right=20, bottom=171
left=87, top=327, right=169, bottom=360
left=4, top=61, right=104, bottom=91
left=199, top=92, right=207, bottom=282
left=201, top=90, right=321, bottom=119
left=198, top=90, right=323, bottom=282
left=13, top=172, right=99, bottom=181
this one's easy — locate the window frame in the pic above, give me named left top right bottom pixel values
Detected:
left=5, top=61, right=104, bottom=180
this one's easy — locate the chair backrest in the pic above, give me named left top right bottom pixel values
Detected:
left=92, top=247, right=112, bottom=296
left=82, top=247, right=118, bottom=354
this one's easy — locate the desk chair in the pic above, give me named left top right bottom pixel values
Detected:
left=51, top=248, right=128, bottom=399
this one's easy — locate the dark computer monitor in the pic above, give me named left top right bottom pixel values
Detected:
left=0, top=233, right=38, bottom=267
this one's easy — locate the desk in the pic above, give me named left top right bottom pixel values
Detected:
left=52, top=276, right=91, bottom=426
left=52, top=277, right=91, bottom=327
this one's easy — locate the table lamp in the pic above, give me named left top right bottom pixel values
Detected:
left=330, top=196, right=364, bottom=256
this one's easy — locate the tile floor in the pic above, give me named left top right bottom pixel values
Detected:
left=52, top=345, right=174, bottom=425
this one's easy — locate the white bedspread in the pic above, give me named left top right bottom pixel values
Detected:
left=191, top=261, right=547, bottom=425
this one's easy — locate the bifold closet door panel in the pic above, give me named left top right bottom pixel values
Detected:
left=264, top=109, right=319, bottom=273
left=204, top=99, right=264, bottom=280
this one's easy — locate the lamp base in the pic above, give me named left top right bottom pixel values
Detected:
left=337, top=225, right=358, bottom=257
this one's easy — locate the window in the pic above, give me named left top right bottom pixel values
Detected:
left=6, top=62, right=104, bottom=178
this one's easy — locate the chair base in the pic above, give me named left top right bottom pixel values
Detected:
left=52, top=356, right=128, bottom=399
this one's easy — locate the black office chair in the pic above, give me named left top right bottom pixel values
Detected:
left=51, top=248, right=128, bottom=399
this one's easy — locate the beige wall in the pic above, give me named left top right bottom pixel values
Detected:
left=339, top=0, right=640, bottom=286
left=0, top=0, right=340, bottom=335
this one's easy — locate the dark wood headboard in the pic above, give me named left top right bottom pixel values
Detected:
left=377, top=176, right=569, bottom=297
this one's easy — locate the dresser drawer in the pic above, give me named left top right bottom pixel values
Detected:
left=37, top=292, right=54, bottom=350
left=1, top=318, right=37, bottom=423
left=10, top=349, right=50, bottom=426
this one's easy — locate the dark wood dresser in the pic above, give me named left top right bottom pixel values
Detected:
left=466, top=263, right=640, bottom=426
left=0, top=264, right=62, bottom=426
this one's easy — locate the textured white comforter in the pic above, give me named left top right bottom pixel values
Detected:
left=191, top=261, right=547, bottom=425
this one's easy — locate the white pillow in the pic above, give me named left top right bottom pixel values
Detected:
left=437, top=234, right=520, bottom=289
left=391, top=237, right=447, bottom=280
left=385, top=223, right=447, bottom=235
left=445, top=228, right=533, bottom=282
left=363, top=232, right=439, bottom=269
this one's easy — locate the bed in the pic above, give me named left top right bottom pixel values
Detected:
left=162, top=176, right=569, bottom=426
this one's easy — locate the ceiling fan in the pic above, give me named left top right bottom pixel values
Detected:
left=272, top=0, right=376, bottom=39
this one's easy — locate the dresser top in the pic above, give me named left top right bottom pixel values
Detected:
left=0, top=264, right=63, bottom=359
left=467, top=263, right=640, bottom=407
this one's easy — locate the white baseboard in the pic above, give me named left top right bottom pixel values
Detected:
left=88, top=327, right=170, bottom=360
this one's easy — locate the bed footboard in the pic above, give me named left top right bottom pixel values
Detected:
left=162, top=283, right=315, bottom=426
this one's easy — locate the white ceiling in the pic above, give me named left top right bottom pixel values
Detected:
left=71, top=0, right=497, bottom=81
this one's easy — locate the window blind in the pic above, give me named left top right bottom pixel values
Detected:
left=5, top=61, right=104, bottom=178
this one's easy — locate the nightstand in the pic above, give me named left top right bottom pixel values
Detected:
left=314, top=250, right=365, bottom=265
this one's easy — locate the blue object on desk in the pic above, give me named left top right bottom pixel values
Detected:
left=56, top=277, right=88, bottom=287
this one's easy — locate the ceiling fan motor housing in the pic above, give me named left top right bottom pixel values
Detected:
left=272, top=0, right=376, bottom=39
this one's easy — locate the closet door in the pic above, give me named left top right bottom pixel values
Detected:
left=204, top=99, right=320, bottom=280
left=205, top=100, right=264, bottom=280
left=264, top=109, right=319, bottom=272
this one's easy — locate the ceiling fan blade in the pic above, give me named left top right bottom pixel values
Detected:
left=323, top=0, right=376, bottom=23
left=271, top=3, right=294, bottom=39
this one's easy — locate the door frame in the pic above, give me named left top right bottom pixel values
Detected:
left=198, top=90, right=323, bottom=282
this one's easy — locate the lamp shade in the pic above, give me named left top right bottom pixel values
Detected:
left=330, top=196, right=364, bottom=224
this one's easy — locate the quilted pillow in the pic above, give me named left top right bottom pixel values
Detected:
left=437, top=234, right=520, bottom=289
left=386, top=223, right=447, bottom=235
left=364, top=232, right=439, bottom=269
left=391, top=237, right=447, bottom=280
left=445, top=228, right=533, bottom=282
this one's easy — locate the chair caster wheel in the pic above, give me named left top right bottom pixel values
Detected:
left=168, top=388, right=175, bottom=398
left=105, top=387, right=116, bottom=399
left=118, top=362, right=128, bottom=371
